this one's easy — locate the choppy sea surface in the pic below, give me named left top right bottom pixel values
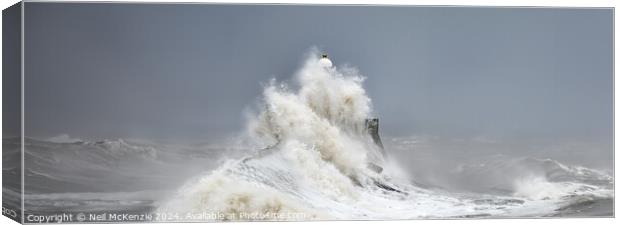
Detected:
left=3, top=54, right=613, bottom=222
left=2, top=135, right=613, bottom=222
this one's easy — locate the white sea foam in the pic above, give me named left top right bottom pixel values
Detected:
left=156, top=50, right=613, bottom=220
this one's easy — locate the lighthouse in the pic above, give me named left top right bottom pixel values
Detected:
left=319, top=53, right=333, bottom=68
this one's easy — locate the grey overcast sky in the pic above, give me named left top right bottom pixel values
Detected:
left=24, top=3, right=612, bottom=142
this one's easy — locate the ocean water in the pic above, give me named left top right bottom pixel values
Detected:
left=3, top=52, right=613, bottom=221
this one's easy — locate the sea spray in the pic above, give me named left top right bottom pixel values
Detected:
left=248, top=51, right=380, bottom=178
left=156, top=51, right=614, bottom=220
left=157, top=51, right=383, bottom=220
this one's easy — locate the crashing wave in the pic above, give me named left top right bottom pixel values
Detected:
left=156, top=51, right=613, bottom=220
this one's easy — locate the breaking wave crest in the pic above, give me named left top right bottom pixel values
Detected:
left=156, top=51, right=613, bottom=220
